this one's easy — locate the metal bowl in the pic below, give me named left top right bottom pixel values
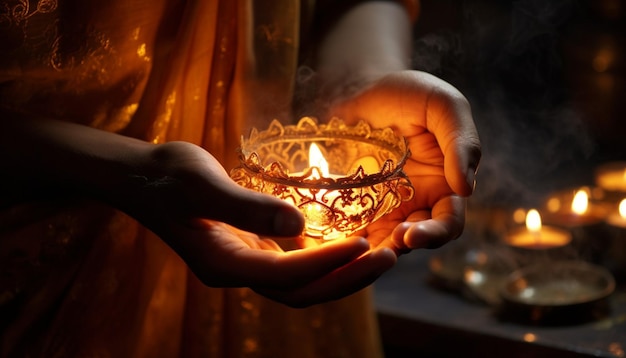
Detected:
left=498, top=260, right=615, bottom=325
left=231, top=117, right=413, bottom=240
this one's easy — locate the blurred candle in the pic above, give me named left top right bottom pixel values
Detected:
left=607, top=198, right=626, bottom=228
left=506, top=209, right=572, bottom=250
left=544, top=188, right=604, bottom=227
left=595, top=162, right=626, bottom=193
left=544, top=188, right=608, bottom=262
left=604, top=198, right=626, bottom=281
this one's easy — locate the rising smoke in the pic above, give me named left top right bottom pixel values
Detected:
left=413, top=0, right=595, bottom=207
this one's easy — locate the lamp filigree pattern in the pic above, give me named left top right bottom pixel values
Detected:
left=230, top=117, right=414, bottom=240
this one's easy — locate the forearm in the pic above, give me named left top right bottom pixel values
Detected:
left=314, top=1, right=414, bottom=98
left=0, top=113, right=153, bottom=206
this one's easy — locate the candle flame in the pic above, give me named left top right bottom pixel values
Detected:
left=620, top=199, right=626, bottom=219
left=309, top=143, right=329, bottom=178
left=526, top=209, right=542, bottom=233
left=571, top=190, right=589, bottom=215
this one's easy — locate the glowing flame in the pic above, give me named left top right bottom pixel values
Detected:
left=526, top=209, right=542, bottom=233
left=620, top=199, right=626, bottom=219
left=309, top=143, right=329, bottom=179
left=571, top=190, right=589, bottom=215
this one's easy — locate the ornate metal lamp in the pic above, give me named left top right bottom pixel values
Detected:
left=230, top=117, right=414, bottom=241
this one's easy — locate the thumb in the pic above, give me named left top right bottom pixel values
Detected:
left=206, top=179, right=305, bottom=237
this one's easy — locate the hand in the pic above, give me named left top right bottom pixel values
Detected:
left=123, top=141, right=396, bottom=307
left=330, top=70, right=481, bottom=254
left=1, top=115, right=396, bottom=308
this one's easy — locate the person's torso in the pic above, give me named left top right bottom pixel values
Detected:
left=0, top=0, right=182, bottom=130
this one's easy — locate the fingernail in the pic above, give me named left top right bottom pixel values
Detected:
left=273, top=208, right=304, bottom=236
left=466, top=166, right=477, bottom=193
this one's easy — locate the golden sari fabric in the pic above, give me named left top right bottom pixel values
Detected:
left=0, top=0, right=389, bottom=356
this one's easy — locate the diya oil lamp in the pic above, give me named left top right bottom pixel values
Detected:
left=505, top=209, right=573, bottom=250
left=498, top=211, right=615, bottom=325
left=230, top=117, right=414, bottom=241
left=542, top=188, right=608, bottom=262
left=503, top=209, right=575, bottom=266
left=498, top=209, right=615, bottom=326
left=498, top=260, right=615, bottom=325
left=595, top=161, right=626, bottom=195
left=604, top=198, right=626, bottom=281
left=607, top=198, right=626, bottom=229
left=543, top=188, right=606, bottom=228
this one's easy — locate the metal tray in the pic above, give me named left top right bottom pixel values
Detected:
left=498, top=260, right=615, bottom=325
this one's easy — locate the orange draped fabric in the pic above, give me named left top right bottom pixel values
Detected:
left=0, top=0, right=402, bottom=356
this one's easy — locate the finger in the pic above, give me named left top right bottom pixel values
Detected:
left=362, top=209, right=428, bottom=255
left=204, top=178, right=306, bottom=237
left=330, top=70, right=480, bottom=197
left=153, top=144, right=305, bottom=238
left=426, top=87, right=481, bottom=197
left=214, top=235, right=371, bottom=288
left=189, top=218, right=271, bottom=250
left=254, top=247, right=397, bottom=308
left=395, top=195, right=465, bottom=249
left=246, top=236, right=370, bottom=287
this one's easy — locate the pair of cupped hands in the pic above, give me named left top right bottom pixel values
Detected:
left=135, top=70, right=481, bottom=308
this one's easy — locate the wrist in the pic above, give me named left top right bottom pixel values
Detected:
left=314, top=1, right=413, bottom=103
left=0, top=114, right=156, bottom=208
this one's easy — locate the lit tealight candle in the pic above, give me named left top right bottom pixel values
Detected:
left=293, top=143, right=373, bottom=240
left=544, top=188, right=604, bottom=228
left=603, top=198, right=626, bottom=281
left=543, top=187, right=610, bottom=262
left=231, top=117, right=414, bottom=243
left=506, top=209, right=572, bottom=250
left=297, top=143, right=343, bottom=238
left=607, top=199, right=626, bottom=229
left=595, top=162, right=626, bottom=193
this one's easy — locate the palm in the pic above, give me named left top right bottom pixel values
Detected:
left=330, top=70, right=479, bottom=253
left=161, top=218, right=395, bottom=307
left=366, top=133, right=452, bottom=247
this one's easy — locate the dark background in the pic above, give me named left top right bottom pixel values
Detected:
left=411, top=0, right=626, bottom=208
left=380, top=3, right=626, bottom=356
